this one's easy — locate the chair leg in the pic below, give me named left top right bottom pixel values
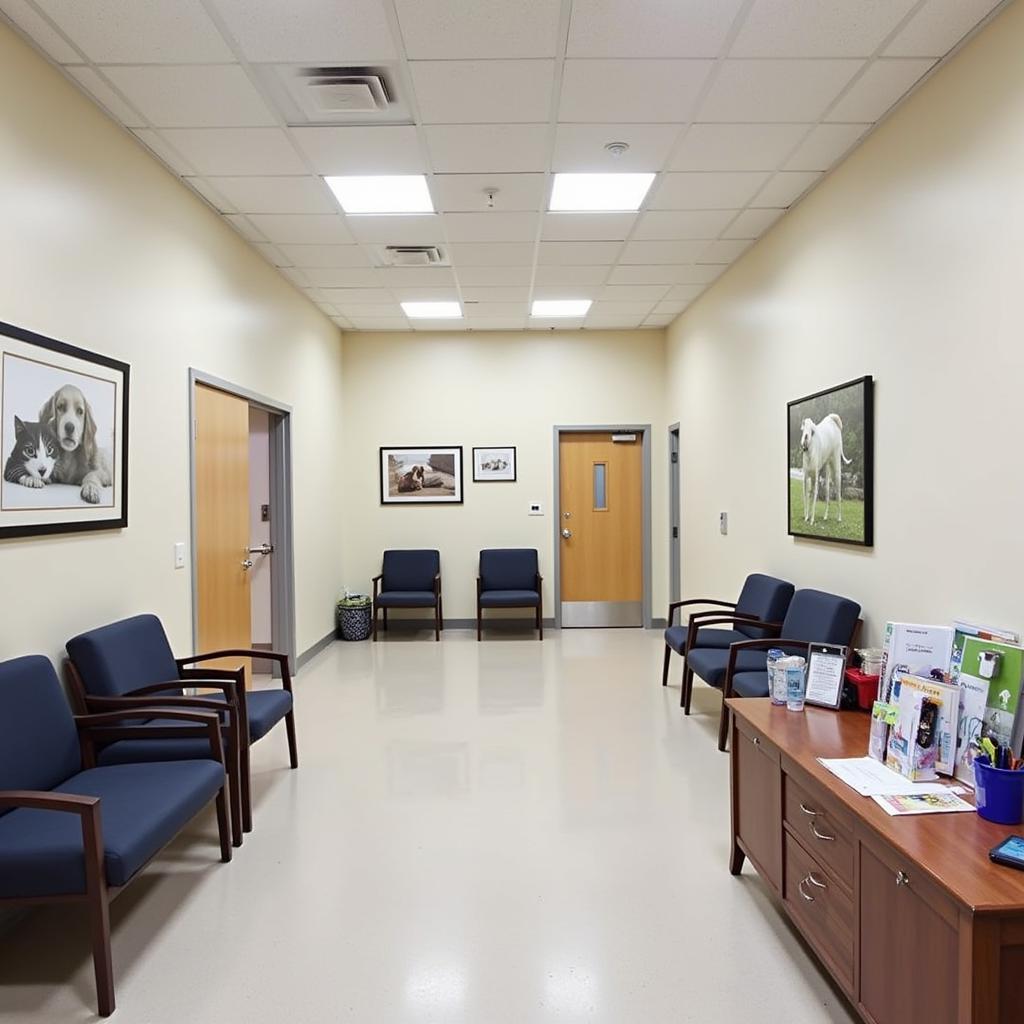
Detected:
left=477, top=604, right=482, bottom=641
left=286, top=710, right=299, bottom=769
left=680, top=666, right=689, bottom=709
left=83, top=811, right=115, bottom=1017
left=382, top=607, right=388, bottom=631
left=216, top=787, right=232, bottom=863
left=435, top=601, right=441, bottom=641
left=439, top=595, right=444, bottom=630
left=372, top=604, right=378, bottom=642
left=537, top=603, right=543, bottom=641
left=718, top=700, right=731, bottom=752
left=662, top=645, right=671, bottom=686
left=241, top=742, right=253, bottom=833
left=227, top=736, right=244, bottom=847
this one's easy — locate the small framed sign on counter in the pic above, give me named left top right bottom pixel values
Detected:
left=805, top=643, right=848, bottom=709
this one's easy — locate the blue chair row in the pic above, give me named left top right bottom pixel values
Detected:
left=372, top=548, right=543, bottom=641
left=662, top=574, right=861, bottom=751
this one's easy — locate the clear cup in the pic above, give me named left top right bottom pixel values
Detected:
left=767, top=648, right=786, bottom=705
left=786, top=660, right=808, bottom=712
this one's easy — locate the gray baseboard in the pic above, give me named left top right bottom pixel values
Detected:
left=651, top=617, right=667, bottom=629
left=297, top=629, right=336, bottom=669
left=383, top=616, right=556, bottom=632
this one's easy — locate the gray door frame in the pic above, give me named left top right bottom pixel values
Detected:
left=552, top=424, right=653, bottom=629
left=188, top=369, right=297, bottom=672
left=668, top=423, right=681, bottom=605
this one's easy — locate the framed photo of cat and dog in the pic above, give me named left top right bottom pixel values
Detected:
left=1, top=320, right=129, bottom=538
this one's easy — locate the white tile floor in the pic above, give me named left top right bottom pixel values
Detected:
left=0, top=629, right=859, bottom=1023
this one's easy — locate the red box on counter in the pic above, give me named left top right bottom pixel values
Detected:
left=845, top=668, right=880, bottom=710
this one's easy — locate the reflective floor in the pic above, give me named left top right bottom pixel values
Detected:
left=0, top=629, right=858, bottom=1022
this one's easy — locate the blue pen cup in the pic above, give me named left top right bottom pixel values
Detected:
left=974, top=759, right=1024, bottom=825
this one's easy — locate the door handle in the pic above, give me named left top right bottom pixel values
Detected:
left=561, top=528, right=572, bottom=539
left=247, top=543, right=273, bottom=555
left=241, top=559, right=254, bottom=571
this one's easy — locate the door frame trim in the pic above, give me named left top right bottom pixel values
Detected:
left=188, top=369, right=297, bottom=672
left=668, top=422, right=681, bottom=606
left=551, top=424, right=653, bottom=629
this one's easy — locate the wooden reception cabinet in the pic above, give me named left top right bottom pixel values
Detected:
left=727, top=699, right=1024, bottom=1024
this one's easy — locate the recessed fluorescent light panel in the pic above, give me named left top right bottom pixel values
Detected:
left=325, top=175, right=434, bottom=214
left=549, top=173, right=655, bottom=212
left=401, top=301, right=462, bottom=319
left=531, top=299, right=592, bottom=318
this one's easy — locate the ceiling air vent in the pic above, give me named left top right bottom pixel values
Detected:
left=257, top=63, right=411, bottom=125
left=380, top=246, right=448, bottom=268
left=299, top=66, right=393, bottom=114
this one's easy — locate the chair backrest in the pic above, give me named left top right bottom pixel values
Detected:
left=0, top=656, right=80, bottom=811
left=480, top=548, right=538, bottom=592
left=66, top=614, right=181, bottom=699
left=781, top=589, right=861, bottom=646
left=734, top=574, right=796, bottom=639
left=382, top=549, right=440, bottom=592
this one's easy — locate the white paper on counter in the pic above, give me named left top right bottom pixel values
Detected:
left=817, top=756, right=967, bottom=797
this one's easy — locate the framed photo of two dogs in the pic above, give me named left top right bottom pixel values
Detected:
left=1, top=321, right=129, bottom=539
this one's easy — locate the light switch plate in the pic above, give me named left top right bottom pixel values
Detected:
left=529, top=502, right=543, bottom=516
left=719, top=512, right=728, bottom=536
left=174, top=542, right=186, bottom=569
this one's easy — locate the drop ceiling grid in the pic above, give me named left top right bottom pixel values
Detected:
left=0, top=0, right=1010, bottom=330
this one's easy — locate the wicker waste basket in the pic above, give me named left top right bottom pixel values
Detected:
left=336, top=596, right=372, bottom=641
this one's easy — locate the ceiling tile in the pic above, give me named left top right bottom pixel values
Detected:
left=424, top=124, right=549, bottom=173
left=160, top=128, right=306, bottom=175
left=633, top=209, right=736, bottom=239
left=394, top=0, right=562, bottom=58
left=671, top=123, right=808, bottom=171
left=304, top=267, right=381, bottom=288
left=374, top=267, right=457, bottom=287
left=203, top=176, right=335, bottom=214
left=652, top=300, right=691, bottom=316
left=34, top=0, right=233, bottom=62
left=664, top=284, right=706, bottom=301
left=448, top=242, right=535, bottom=266
left=532, top=265, right=610, bottom=286
left=722, top=207, right=784, bottom=238
left=277, top=266, right=309, bottom=287
left=444, top=212, right=539, bottom=242
left=783, top=123, right=869, bottom=170
left=650, top=172, right=769, bottom=210
left=185, top=177, right=234, bottom=212
left=388, top=286, right=460, bottom=301
left=700, top=239, right=752, bottom=262
left=598, top=284, right=671, bottom=301
left=411, top=319, right=471, bottom=330
left=559, top=59, right=713, bottom=122
left=537, top=241, right=622, bottom=265
left=291, top=126, right=425, bottom=175
left=459, top=286, right=530, bottom=302
left=584, top=316, right=645, bottom=329
left=455, top=266, right=534, bottom=285
left=699, top=59, right=862, bottom=121
left=346, top=214, right=442, bottom=244
left=333, top=303, right=406, bottom=317
left=101, top=65, right=276, bottom=128
left=826, top=59, right=935, bottom=122
left=644, top=314, right=678, bottom=326
left=620, top=240, right=707, bottom=264
left=131, top=129, right=196, bottom=174
left=432, top=173, right=545, bottom=212
left=1, top=0, right=80, bottom=61
left=463, top=316, right=528, bottom=329
left=541, top=213, right=637, bottom=241
left=529, top=316, right=585, bottom=329
left=64, top=66, right=145, bottom=126
left=209, top=0, right=397, bottom=62
left=224, top=214, right=264, bottom=241
left=730, top=0, right=917, bottom=57
left=567, top=0, right=745, bottom=58
left=347, top=317, right=410, bottom=330
left=606, top=264, right=722, bottom=285
left=531, top=284, right=599, bottom=299
left=251, top=242, right=290, bottom=266
left=463, top=302, right=527, bottom=317
left=279, top=244, right=371, bottom=267
left=410, top=60, right=554, bottom=124
left=552, top=123, right=678, bottom=172
left=752, top=170, right=820, bottom=207
left=587, top=300, right=656, bottom=316
left=246, top=214, right=354, bottom=244
left=884, top=0, right=1001, bottom=58
left=321, top=287, right=395, bottom=303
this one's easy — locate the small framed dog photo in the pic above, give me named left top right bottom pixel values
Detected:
left=1, top=320, right=129, bottom=538
left=380, top=446, right=463, bottom=505
left=472, top=446, right=516, bottom=483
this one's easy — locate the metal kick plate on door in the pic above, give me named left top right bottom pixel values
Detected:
left=560, top=601, right=643, bottom=628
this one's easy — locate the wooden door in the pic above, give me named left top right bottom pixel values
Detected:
left=195, top=384, right=252, bottom=677
left=558, top=432, right=643, bottom=627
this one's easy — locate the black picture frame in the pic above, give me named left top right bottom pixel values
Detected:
left=379, top=446, right=464, bottom=505
left=472, top=446, right=516, bottom=483
left=0, top=320, right=130, bottom=539
left=787, top=375, right=873, bottom=547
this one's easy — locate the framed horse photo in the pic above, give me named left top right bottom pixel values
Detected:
left=787, top=376, right=873, bottom=547
left=0, top=320, right=130, bottom=539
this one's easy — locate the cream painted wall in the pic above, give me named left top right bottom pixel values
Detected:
left=665, top=0, right=1024, bottom=645
left=341, top=330, right=668, bottom=622
left=0, top=23, right=345, bottom=664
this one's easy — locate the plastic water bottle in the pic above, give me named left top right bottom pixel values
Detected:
left=786, top=659, right=808, bottom=712
left=767, top=648, right=786, bottom=705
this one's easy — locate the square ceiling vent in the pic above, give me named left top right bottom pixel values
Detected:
left=376, top=245, right=449, bottom=268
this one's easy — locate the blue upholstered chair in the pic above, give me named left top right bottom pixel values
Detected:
left=477, top=548, right=543, bottom=640
left=664, top=574, right=794, bottom=708
left=0, top=655, right=230, bottom=1016
left=66, top=614, right=298, bottom=845
left=372, top=549, right=443, bottom=641
left=684, top=588, right=861, bottom=750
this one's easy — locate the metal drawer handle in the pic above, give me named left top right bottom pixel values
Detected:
left=798, top=877, right=816, bottom=902
left=809, top=820, right=836, bottom=842
left=895, top=870, right=910, bottom=888
left=752, top=736, right=761, bottom=748
left=806, top=872, right=827, bottom=890
left=799, top=802, right=818, bottom=817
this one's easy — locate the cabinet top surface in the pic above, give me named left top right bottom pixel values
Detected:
left=729, top=698, right=1024, bottom=913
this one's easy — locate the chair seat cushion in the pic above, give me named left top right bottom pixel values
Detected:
left=479, top=589, right=540, bottom=608
left=731, top=671, right=772, bottom=699
left=376, top=591, right=437, bottom=608
left=231, top=689, right=292, bottom=742
left=686, top=648, right=768, bottom=689
left=0, top=760, right=224, bottom=897
left=664, top=625, right=747, bottom=654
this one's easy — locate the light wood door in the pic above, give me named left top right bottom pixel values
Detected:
left=195, top=384, right=252, bottom=678
left=558, top=432, right=642, bottom=627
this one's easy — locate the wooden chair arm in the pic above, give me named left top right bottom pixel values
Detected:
left=667, top=598, right=735, bottom=625
left=723, top=638, right=810, bottom=700
left=0, top=790, right=99, bottom=815
left=180, top=649, right=293, bottom=693
left=75, top=709, right=226, bottom=767
left=685, top=615, right=781, bottom=652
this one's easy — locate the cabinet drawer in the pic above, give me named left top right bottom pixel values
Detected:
left=784, top=772, right=854, bottom=890
left=784, top=833, right=854, bottom=992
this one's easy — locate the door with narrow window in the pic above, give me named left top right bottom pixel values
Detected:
left=558, top=432, right=643, bottom=627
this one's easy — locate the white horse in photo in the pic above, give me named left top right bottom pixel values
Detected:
left=800, top=413, right=852, bottom=525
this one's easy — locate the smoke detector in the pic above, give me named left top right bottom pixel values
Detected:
left=604, top=141, right=630, bottom=157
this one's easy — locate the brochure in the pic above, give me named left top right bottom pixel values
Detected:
left=888, top=674, right=960, bottom=777
left=949, top=620, right=1020, bottom=684
left=872, top=791, right=975, bottom=816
